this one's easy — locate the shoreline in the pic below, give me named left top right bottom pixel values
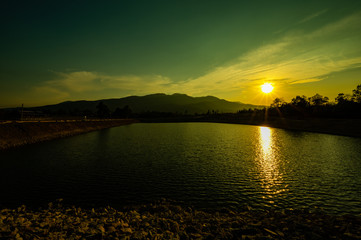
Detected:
left=0, top=119, right=138, bottom=150
left=1, top=117, right=360, bottom=151
left=1, top=199, right=360, bottom=239
left=140, top=116, right=361, bottom=138
left=210, top=117, right=361, bottom=138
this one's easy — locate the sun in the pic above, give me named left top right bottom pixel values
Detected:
left=261, top=83, right=274, bottom=93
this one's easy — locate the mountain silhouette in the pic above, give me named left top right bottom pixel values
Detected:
left=32, top=93, right=261, bottom=114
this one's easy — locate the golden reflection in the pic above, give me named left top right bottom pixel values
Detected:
left=259, top=127, right=275, bottom=182
left=260, top=127, right=272, bottom=156
left=257, top=127, right=285, bottom=202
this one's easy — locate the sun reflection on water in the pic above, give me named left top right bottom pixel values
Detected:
left=260, top=127, right=272, bottom=157
left=257, top=126, right=285, bottom=204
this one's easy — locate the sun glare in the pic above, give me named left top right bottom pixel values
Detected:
left=261, top=83, right=274, bottom=93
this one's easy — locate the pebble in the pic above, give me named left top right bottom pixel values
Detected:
left=0, top=199, right=360, bottom=239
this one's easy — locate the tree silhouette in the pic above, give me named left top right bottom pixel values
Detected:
left=335, top=93, right=352, bottom=104
left=96, top=102, right=110, bottom=118
left=353, top=84, right=361, bottom=103
left=122, top=105, right=132, bottom=118
left=82, top=109, right=94, bottom=118
left=291, top=95, right=309, bottom=108
left=271, top=98, right=286, bottom=108
left=309, top=94, right=329, bottom=106
left=113, top=105, right=132, bottom=118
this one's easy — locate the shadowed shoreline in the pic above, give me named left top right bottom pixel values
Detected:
left=0, top=119, right=138, bottom=150
left=1, top=117, right=360, bottom=150
left=208, top=117, right=361, bottom=138
left=140, top=116, right=361, bottom=138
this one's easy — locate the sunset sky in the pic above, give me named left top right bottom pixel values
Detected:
left=1, top=0, right=361, bottom=107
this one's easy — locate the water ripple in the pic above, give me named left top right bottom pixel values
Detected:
left=1, top=123, right=361, bottom=214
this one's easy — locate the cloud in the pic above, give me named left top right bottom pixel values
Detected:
left=33, top=11, right=361, bottom=104
left=47, top=71, right=101, bottom=92
left=11, top=86, right=72, bottom=107
left=298, top=9, right=328, bottom=24
left=32, top=86, right=70, bottom=101
left=178, top=11, right=361, bottom=96
left=33, top=71, right=177, bottom=101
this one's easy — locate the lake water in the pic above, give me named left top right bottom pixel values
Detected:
left=1, top=122, right=361, bottom=214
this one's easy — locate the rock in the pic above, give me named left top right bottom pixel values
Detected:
left=0, top=200, right=360, bottom=239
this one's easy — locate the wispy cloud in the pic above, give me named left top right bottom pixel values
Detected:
left=298, top=9, right=328, bottom=24
left=32, top=71, right=177, bottom=101
left=33, top=11, right=361, bottom=104
left=178, top=11, right=361, bottom=97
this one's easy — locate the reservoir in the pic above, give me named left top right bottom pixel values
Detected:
left=1, top=122, right=361, bottom=214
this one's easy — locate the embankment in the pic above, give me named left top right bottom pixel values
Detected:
left=0, top=119, right=138, bottom=150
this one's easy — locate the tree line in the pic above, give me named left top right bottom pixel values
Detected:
left=242, top=84, right=361, bottom=119
left=94, top=102, right=132, bottom=119
left=1, top=84, right=360, bottom=120
left=0, top=103, right=133, bottom=120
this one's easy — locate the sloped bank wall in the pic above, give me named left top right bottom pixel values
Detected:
left=0, top=119, right=138, bottom=150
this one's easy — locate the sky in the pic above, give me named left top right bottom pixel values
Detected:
left=1, top=0, right=361, bottom=107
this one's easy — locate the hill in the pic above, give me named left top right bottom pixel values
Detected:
left=30, top=93, right=260, bottom=115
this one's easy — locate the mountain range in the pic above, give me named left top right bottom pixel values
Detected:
left=32, top=93, right=261, bottom=114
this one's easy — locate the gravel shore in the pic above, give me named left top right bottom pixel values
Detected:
left=1, top=199, right=360, bottom=239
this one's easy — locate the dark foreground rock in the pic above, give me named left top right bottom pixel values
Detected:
left=1, top=200, right=360, bottom=239
left=0, top=119, right=138, bottom=150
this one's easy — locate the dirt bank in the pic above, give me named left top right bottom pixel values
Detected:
left=0, top=119, right=138, bottom=150
left=0, top=199, right=360, bottom=239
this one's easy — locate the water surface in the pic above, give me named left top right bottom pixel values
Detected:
left=1, top=123, right=361, bottom=214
